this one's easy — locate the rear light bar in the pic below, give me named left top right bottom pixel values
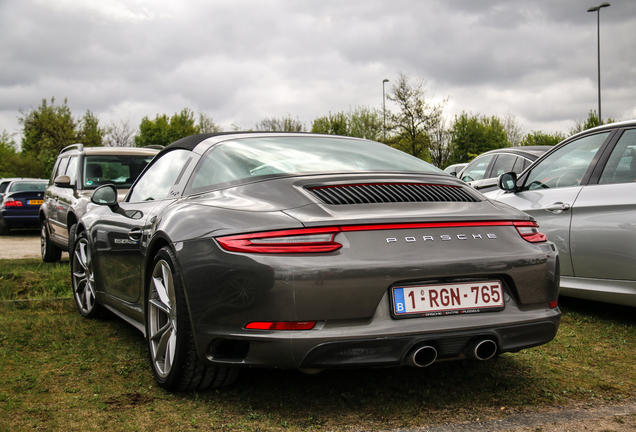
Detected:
left=217, top=227, right=342, bottom=254
left=513, top=221, right=547, bottom=243
left=3, top=198, right=22, bottom=207
left=216, top=220, right=547, bottom=254
left=245, top=321, right=316, bottom=330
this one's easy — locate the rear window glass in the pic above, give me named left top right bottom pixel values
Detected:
left=7, top=181, right=48, bottom=192
left=189, top=136, right=441, bottom=191
left=83, top=155, right=155, bottom=189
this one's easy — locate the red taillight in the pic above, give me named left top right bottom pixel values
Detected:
left=217, top=227, right=342, bottom=254
left=245, top=321, right=316, bottom=330
left=3, top=198, right=22, bottom=207
left=513, top=221, right=547, bottom=243
left=549, top=300, right=558, bottom=309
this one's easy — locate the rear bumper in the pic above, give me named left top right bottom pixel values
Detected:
left=194, top=292, right=561, bottom=369
left=0, top=213, right=40, bottom=228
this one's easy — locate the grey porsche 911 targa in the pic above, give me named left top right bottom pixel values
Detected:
left=72, top=132, right=560, bottom=391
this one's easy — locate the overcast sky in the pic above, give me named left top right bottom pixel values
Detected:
left=1, top=0, right=635, bottom=144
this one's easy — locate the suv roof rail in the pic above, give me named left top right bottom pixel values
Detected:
left=145, top=145, right=165, bottom=150
left=60, top=143, right=84, bottom=154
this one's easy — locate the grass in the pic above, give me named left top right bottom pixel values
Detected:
left=1, top=259, right=635, bottom=431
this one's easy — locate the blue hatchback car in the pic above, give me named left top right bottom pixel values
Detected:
left=0, top=179, right=48, bottom=235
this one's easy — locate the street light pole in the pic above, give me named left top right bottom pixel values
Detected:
left=382, top=79, right=389, bottom=141
left=587, top=2, right=610, bottom=125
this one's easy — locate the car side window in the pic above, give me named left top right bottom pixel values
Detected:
left=512, top=156, right=530, bottom=173
left=66, top=156, right=78, bottom=185
left=54, top=157, right=69, bottom=180
left=128, top=149, right=190, bottom=202
left=490, top=154, right=516, bottom=177
left=461, top=154, right=494, bottom=182
left=599, top=129, right=636, bottom=184
left=524, top=132, right=610, bottom=190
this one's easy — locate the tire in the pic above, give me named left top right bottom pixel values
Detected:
left=71, top=230, right=104, bottom=318
left=146, top=246, right=238, bottom=391
left=0, top=224, right=8, bottom=236
left=41, top=221, right=62, bottom=262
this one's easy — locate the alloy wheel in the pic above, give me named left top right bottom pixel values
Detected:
left=148, top=259, right=178, bottom=379
left=72, top=237, right=97, bottom=314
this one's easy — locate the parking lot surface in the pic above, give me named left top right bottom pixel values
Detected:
left=0, top=229, right=66, bottom=259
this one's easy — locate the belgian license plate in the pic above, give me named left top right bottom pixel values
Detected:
left=392, top=281, right=504, bottom=317
left=28, top=199, right=43, bottom=205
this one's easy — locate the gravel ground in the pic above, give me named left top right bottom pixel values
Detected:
left=409, top=400, right=636, bottom=431
left=1, top=230, right=634, bottom=431
left=0, top=229, right=67, bottom=259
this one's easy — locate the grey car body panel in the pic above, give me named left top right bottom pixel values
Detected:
left=78, top=133, right=561, bottom=370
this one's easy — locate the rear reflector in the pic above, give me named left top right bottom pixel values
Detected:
left=513, top=221, right=547, bottom=243
left=549, top=300, right=558, bottom=309
left=217, top=227, right=342, bottom=254
left=245, top=321, right=316, bottom=330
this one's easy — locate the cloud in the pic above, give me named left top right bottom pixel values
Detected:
left=0, top=0, right=635, bottom=141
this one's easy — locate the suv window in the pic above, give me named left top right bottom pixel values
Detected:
left=55, top=157, right=70, bottom=180
left=82, top=155, right=155, bottom=190
left=66, top=156, right=79, bottom=184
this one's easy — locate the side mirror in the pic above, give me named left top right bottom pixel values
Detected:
left=91, top=184, right=119, bottom=210
left=498, top=172, right=518, bottom=192
left=449, top=172, right=457, bottom=177
left=54, top=175, right=73, bottom=188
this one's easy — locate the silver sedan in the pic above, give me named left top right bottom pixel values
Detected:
left=486, top=120, right=636, bottom=307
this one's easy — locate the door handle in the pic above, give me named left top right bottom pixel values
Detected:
left=128, top=227, right=143, bottom=241
left=546, top=202, right=571, bottom=213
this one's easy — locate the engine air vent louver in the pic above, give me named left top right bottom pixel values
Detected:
left=306, top=183, right=478, bottom=205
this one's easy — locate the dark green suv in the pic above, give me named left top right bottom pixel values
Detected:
left=40, top=144, right=160, bottom=261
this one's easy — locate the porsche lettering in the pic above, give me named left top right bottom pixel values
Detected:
left=386, top=233, right=497, bottom=243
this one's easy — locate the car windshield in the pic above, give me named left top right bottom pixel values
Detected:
left=7, top=181, right=48, bottom=193
left=83, top=155, right=155, bottom=189
left=190, top=136, right=441, bottom=191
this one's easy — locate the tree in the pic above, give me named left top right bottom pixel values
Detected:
left=105, top=117, right=137, bottom=147
left=19, top=97, right=80, bottom=176
left=348, top=106, right=383, bottom=140
left=448, top=113, right=509, bottom=164
left=134, top=108, right=200, bottom=147
left=311, top=112, right=349, bottom=135
left=386, top=72, right=448, bottom=161
left=310, top=106, right=383, bottom=140
left=520, top=131, right=565, bottom=147
left=255, top=114, right=305, bottom=132
left=0, top=130, right=46, bottom=178
left=570, top=110, right=616, bottom=135
left=77, top=110, right=104, bottom=147
left=19, top=98, right=77, bottom=154
left=198, top=113, right=222, bottom=133
left=503, top=113, right=525, bottom=147
left=428, top=115, right=453, bottom=168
